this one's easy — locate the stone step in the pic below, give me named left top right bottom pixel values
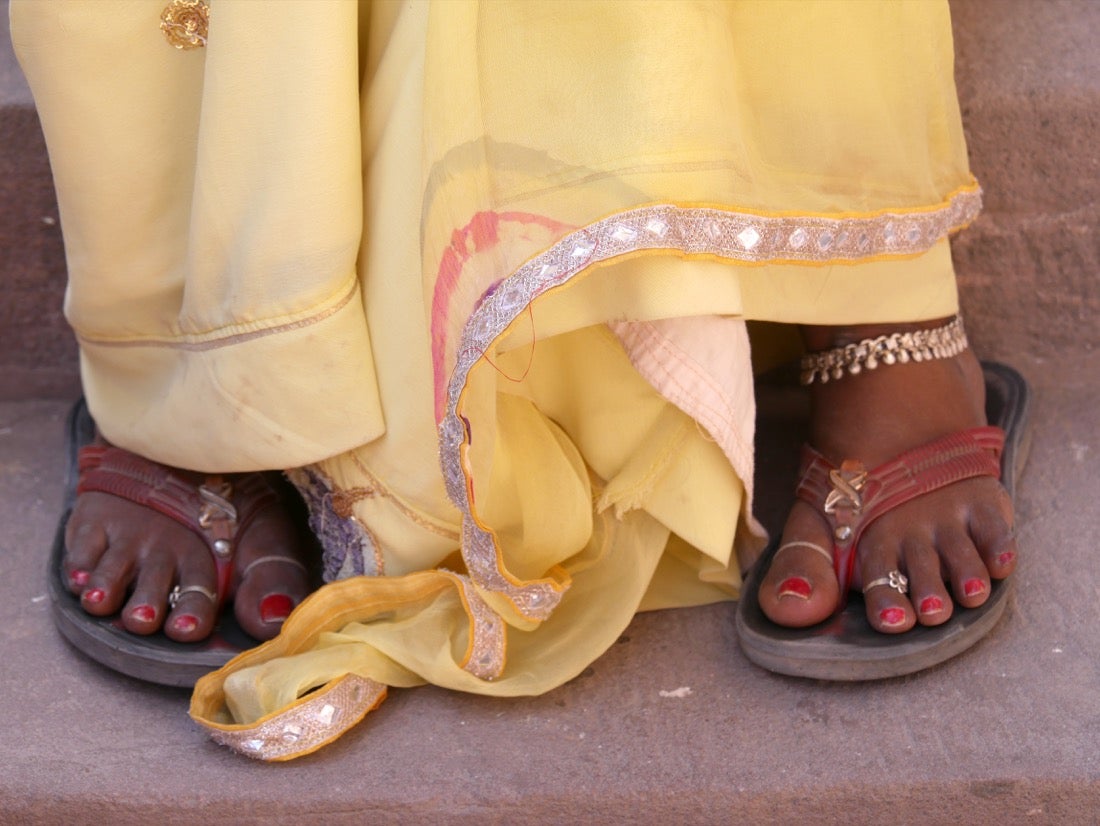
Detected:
left=2, top=361, right=1099, bottom=822
left=1, top=0, right=1098, bottom=399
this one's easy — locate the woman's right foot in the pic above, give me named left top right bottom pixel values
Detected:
left=63, top=459, right=309, bottom=643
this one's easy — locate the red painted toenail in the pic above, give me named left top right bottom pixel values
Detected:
left=919, top=596, right=944, bottom=615
left=84, top=588, right=105, bottom=605
left=130, top=604, right=156, bottom=623
left=964, top=578, right=986, bottom=597
left=998, top=551, right=1015, bottom=566
left=880, top=607, right=906, bottom=626
left=260, top=594, right=294, bottom=623
left=173, top=614, right=198, bottom=634
left=70, top=570, right=90, bottom=588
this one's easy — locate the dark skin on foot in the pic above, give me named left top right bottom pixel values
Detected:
left=63, top=468, right=309, bottom=642
left=759, top=318, right=1018, bottom=633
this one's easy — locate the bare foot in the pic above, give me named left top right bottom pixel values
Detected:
left=759, top=319, right=1018, bottom=633
left=63, top=454, right=310, bottom=643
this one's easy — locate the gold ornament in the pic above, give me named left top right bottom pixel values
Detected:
left=160, top=0, right=209, bottom=50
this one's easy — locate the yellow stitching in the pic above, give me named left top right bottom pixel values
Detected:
left=76, top=277, right=359, bottom=351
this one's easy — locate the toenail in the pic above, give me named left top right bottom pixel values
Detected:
left=919, top=596, right=944, bottom=615
left=260, top=594, right=295, bottom=623
left=83, top=588, right=105, bottom=605
left=173, top=614, right=198, bottom=634
left=776, top=577, right=813, bottom=600
left=130, top=604, right=156, bottom=623
left=964, top=578, right=986, bottom=597
left=69, top=570, right=90, bottom=588
left=998, top=551, right=1015, bottom=566
left=879, top=607, right=906, bottom=626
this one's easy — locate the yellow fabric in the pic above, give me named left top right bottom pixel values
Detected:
left=12, top=0, right=975, bottom=757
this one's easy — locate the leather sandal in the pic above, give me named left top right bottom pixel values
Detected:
left=48, top=398, right=311, bottom=687
left=736, top=361, right=1031, bottom=680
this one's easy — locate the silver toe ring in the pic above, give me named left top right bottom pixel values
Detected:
left=168, top=584, right=217, bottom=609
left=862, top=570, right=909, bottom=595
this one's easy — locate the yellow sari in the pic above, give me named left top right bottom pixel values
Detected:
left=11, top=0, right=977, bottom=760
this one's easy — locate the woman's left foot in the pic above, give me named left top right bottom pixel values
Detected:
left=759, top=319, right=1019, bottom=633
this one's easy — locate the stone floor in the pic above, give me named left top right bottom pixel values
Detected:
left=1, top=358, right=1098, bottom=823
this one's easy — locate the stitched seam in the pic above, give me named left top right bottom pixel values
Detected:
left=76, top=277, right=359, bottom=352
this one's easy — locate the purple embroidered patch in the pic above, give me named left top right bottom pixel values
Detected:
left=285, top=467, right=380, bottom=582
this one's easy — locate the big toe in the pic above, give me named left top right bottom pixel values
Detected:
left=759, top=503, right=839, bottom=627
left=233, top=511, right=311, bottom=640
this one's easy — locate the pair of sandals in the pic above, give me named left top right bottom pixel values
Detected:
left=49, top=363, right=1030, bottom=687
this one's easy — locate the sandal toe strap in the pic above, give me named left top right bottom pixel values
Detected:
left=76, top=444, right=280, bottom=607
left=795, top=425, right=1006, bottom=602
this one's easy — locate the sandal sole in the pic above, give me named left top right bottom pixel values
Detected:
left=734, top=361, right=1032, bottom=681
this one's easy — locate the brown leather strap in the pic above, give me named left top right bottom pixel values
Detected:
left=795, top=425, right=1005, bottom=603
left=77, top=444, right=279, bottom=608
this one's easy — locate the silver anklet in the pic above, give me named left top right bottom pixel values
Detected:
left=800, top=316, right=968, bottom=385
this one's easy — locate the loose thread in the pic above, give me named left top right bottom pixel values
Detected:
left=481, top=303, right=536, bottom=384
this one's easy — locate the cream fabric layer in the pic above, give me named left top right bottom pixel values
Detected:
left=12, top=0, right=975, bottom=760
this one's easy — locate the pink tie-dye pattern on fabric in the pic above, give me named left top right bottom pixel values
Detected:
left=430, top=210, right=574, bottom=423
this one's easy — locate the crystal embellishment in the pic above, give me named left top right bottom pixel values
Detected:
left=281, top=724, right=302, bottom=743
left=736, top=227, right=761, bottom=250
left=571, top=238, right=596, bottom=259
left=789, top=228, right=808, bottom=249
left=645, top=217, right=670, bottom=238
left=611, top=224, right=638, bottom=243
left=316, top=704, right=337, bottom=725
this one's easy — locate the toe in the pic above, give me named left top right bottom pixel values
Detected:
left=64, top=499, right=110, bottom=595
left=901, top=537, right=953, bottom=627
left=164, top=588, right=218, bottom=642
left=937, top=526, right=990, bottom=609
left=80, top=544, right=134, bottom=617
left=969, top=495, right=1018, bottom=580
left=121, top=557, right=174, bottom=635
left=232, top=502, right=310, bottom=640
left=758, top=503, right=839, bottom=628
left=164, top=541, right=218, bottom=642
left=859, top=541, right=915, bottom=634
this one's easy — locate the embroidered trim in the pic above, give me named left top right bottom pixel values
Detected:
left=437, top=186, right=982, bottom=621
left=451, top=574, right=506, bottom=680
left=203, top=674, right=386, bottom=761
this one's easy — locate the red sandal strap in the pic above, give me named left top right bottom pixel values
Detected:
left=795, top=425, right=1005, bottom=603
left=77, top=444, right=279, bottom=608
